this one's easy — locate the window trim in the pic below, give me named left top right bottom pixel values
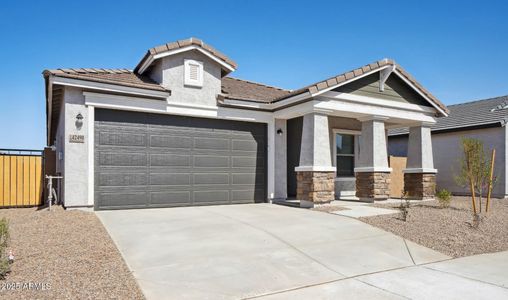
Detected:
left=184, top=59, right=204, bottom=87
left=333, top=129, right=361, bottom=178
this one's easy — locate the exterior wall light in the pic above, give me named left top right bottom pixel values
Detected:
left=277, top=129, right=283, bottom=135
left=75, top=113, right=84, bottom=130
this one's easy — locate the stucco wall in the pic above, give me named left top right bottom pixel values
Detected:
left=62, top=87, right=91, bottom=208
left=149, top=50, right=221, bottom=107
left=388, top=127, right=507, bottom=197
left=274, top=119, right=287, bottom=199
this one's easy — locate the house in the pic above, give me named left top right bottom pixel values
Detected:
left=43, top=37, right=448, bottom=210
left=389, top=95, right=508, bottom=198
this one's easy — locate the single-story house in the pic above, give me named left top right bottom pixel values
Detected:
left=389, top=95, right=508, bottom=198
left=44, top=37, right=449, bottom=210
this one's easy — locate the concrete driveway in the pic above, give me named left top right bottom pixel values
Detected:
left=97, top=204, right=507, bottom=299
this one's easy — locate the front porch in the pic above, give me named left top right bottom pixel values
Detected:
left=282, top=113, right=437, bottom=207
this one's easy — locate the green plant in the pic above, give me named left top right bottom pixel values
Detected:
left=0, top=218, right=10, bottom=279
left=454, top=138, right=497, bottom=226
left=436, top=189, right=452, bottom=208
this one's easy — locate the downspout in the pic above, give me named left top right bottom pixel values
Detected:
left=46, top=75, right=53, bottom=146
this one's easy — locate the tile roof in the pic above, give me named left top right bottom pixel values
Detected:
left=43, top=68, right=167, bottom=91
left=134, top=37, right=237, bottom=73
left=389, top=95, right=508, bottom=136
left=272, top=58, right=449, bottom=115
left=221, top=77, right=291, bottom=102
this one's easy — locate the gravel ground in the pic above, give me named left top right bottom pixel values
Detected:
left=360, top=197, right=508, bottom=258
left=0, top=206, right=144, bottom=299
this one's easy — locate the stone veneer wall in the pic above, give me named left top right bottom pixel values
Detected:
left=404, top=173, right=436, bottom=200
left=296, top=171, right=335, bottom=204
left=355, top=172, right=391, bottom=201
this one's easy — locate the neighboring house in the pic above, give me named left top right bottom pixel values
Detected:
left=389, top=95, right=508, bottom=198
left=43, top=37, right=448, bottom=210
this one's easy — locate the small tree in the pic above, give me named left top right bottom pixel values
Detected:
left=455, top=138, right=496, bottom=222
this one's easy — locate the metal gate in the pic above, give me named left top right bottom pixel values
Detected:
left=0, top=149, right=43, bottom=207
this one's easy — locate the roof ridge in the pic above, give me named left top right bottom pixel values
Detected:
left=225, top=76, right=290, bottom=92
left=46, top=68, right=133, bottom=74
left=447, top=94, right=508, bottom=107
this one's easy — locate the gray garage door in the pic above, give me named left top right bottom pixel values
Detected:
left=94, top=109, right=266, bottom=210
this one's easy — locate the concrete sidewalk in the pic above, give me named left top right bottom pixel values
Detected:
left=258, top=251, right=508, bottom=299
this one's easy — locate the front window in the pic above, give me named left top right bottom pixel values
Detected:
left=336, top=133, right=355, bottom=177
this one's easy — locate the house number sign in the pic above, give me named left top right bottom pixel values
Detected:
left=69, top=134, right=85, bottom=143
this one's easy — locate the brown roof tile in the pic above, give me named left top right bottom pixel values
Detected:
left=43, top=68, right=167, bottom=92
left=221, top=77, right=291, bottom=103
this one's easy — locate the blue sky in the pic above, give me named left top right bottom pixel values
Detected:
left=0, top=0, right=507, bottom=149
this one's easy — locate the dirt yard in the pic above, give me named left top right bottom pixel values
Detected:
left=0, top=206, right=144, bottom=299
left=361, top=197, right=508, bottom=258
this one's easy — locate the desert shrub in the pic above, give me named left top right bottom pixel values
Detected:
left=0, top=218, right=10, bottom=279
left=436, top=189, right=452, bottom=208
left=398, top=191, right=411, bottom=221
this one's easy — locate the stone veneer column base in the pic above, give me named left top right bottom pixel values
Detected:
left=404, top=173, right=436, bottom=200
left=355, top=172, right=391, bottom=202
left=296, top=171, right=335, bottom=206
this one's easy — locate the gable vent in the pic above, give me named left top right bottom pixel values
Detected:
left=184, top=59, right=204, bottom=87
left=189, top=63, right=199, bottom=81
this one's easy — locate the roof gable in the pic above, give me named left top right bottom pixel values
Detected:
left=134, top=37, right=237, bottom=76
left=272, top=59, right=449, bottom=116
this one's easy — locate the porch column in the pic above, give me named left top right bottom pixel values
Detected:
left=403, top=124, right=437, bottom=199
left=355, top=116, right=391, bottom=202
left=295, top=113, right=335, bottom=207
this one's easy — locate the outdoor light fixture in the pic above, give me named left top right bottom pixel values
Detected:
left=75, top=113, right=84, bottom=130
left=277, top=128, right=283, bottom=135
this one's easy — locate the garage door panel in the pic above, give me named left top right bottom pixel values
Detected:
left=193, top=156, right=230, bottom=168
left=193, top=173, right=229, bottom=185
left=232, top=189, right=265, bottom=203
left=232, top=139, right=261, bottom=152
left=98, top=192, right=148, bottom=208
left=149, top=173, right=191, bottom=186
left=194, top=138, right=230, bottom=151
left=99, top=173, right=148, bottom=186
left=150, top=154, right=191, bottom=167
left=150, top=135, right=192, bottom=149
left=99, top=132, right=147, bottom=147
left=95, top=109, right=266, bottom=210
left=194, top=190, right=229, bottom=203
left=150, top=191, right=191, bottom=206
left=99, top=152, right=147, bottom=166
